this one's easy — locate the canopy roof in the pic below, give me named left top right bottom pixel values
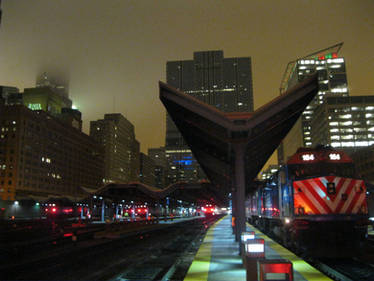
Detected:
left=160, top=74, right=319, bottom=195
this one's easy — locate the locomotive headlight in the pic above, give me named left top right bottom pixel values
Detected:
left=285, top=218, right=291, bottom=224
left=369, top=217, right=374, bottom=222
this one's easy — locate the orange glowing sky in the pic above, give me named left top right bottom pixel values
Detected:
left=0, top=0, right=373, bottom=167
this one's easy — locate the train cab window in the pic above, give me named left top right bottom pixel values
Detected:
left=288, top=162, right=355, bottom=179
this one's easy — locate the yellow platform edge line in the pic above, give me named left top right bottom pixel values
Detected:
left=247, top=222, right=333, bottom=281
left=184, top=216, right=226, bottom=281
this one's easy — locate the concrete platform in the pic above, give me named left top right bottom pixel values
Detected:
left=184, top=215, right=332, bottom=281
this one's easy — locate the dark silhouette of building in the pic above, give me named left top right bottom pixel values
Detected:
left=148, top=147, right=167, bottom=188
left=139, top=153, right=156, bottom=186
left=165, top=50, right=254, bottom=184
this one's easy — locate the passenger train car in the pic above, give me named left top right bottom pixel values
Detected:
left=247, top=146, right=369, bottom=257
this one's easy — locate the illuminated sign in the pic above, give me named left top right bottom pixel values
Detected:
left=301, top=154, right=315, bottom=161
left=28, top=103, right=42, bottom=110
left=329, top=153, right=341, bottom=160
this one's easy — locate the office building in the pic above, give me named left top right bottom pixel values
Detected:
left=0, top=104, right=104, bottom=201
left=166, top=50, right=254, bottom=183
left=139, top=153, right=156, bottom=186
left=278, top=43, right=349, bottom=163
left=90, top=114, right=139, bottom=183
left=351, top=145, right=374, bottom=182
left=311, top=95, right=374, bottom=149
left=0, top=86, right=21, bottom=105
left=148, top=147, right=167, bottom=188
left=23, top=73, right=72, bottom=116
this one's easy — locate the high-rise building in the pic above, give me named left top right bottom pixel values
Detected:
left=0, top=86, right=21, bottom=105
left=0, top=104, right=104, bottom=201
left=311, top=95, right=374, bottom=149
left=351, top=145, right=374, bottom=182
left=165, top=50, right=254, bottom=183
left=23, top=73, right=72, bottom=116
left=278, top=43, right=348, bottom=163
left=90, top=114, right=139, bottom=183
left=139, top=153, right=156, bottom=186
left=148, top=147, right=167, bottom=188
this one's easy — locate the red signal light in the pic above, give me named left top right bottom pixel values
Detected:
left=52, top=208, right=57, bottom=213
left=332, top=52, right=338, bottom=58
left=45, top=208, right=49, bottom=212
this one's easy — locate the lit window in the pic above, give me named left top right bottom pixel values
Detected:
left=341, top=135, right=353, bottom=140
left=366, top=106, right=374, bottom=110
left=339, top=114, right=351, bottom=119
left=331, top=135, right=340, bottom=140
left=330, top=129, right=339, bottom=132
left=329, top=122, right=338, bottom=126
left=331, top=142, right=341, bottom=147
left=366, top=113, right=373, bottom=118
left=341, top=121, right=352, bottom=126
left=341, top=142, right=354, bottom=147
left=355, top=141, right=369, bottom=146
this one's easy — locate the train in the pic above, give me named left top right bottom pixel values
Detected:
left=247, top=145, right=369, bottom=257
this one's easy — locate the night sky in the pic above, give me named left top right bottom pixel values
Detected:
left=0, top=0, right=373, bottom=166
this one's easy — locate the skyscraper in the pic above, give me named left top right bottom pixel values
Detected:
left=90, top=114, right=139, bottom=183
left=23, top=72, right=72, bottom=115
left=165, top=50, right=254, bottom=184
left=278, top=43, right=349, bottom=163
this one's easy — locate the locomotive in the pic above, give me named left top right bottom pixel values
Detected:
left=247, top=146, right=369, bottom=257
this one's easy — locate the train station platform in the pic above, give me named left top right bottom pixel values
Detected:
left=184, top=215, right=332, bottom=281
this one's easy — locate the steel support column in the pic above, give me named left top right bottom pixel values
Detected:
left=234, top=144, right=246, bottom=249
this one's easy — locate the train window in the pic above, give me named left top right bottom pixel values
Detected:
left=288, top=162, right=355, bottom=179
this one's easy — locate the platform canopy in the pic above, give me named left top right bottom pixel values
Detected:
left=160, top=74, right=319, bottom=194
left=79, top=181, right=226, bottom=206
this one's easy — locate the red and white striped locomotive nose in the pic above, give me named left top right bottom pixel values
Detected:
left=293, top=176, right=367, bottom=215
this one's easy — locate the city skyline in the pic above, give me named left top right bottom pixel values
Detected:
left=0, top=0, right=373, bottom=163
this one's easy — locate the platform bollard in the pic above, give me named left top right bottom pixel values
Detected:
left=241, top=231, right=255, bottom=259
left=243, top=238, right=265, bottom=281
left=257, top=259, right=293, bottom=281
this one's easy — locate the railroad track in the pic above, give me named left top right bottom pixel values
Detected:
left=313, top=258, right=374, bottom=281
left=1, top=215, right=221, bottom=280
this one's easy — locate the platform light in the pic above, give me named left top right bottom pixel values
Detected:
left=369, top=217, right=374, bottom=221
left=285, top=218, right=291, bottom=224
left=241, top=231, right=255, bottom=243
left=14, top=201, right=19, bottom=205
left=244, top=238, right=265, bottom=258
